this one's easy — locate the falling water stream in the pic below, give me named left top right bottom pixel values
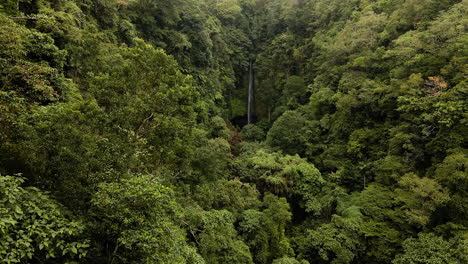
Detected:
left=247, top=59, right=254, bottom=124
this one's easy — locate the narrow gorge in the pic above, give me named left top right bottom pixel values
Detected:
left=0, top=0, right=467, bottom=263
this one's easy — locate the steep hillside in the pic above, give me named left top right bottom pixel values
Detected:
left=0, top=0, right=466, bottom=263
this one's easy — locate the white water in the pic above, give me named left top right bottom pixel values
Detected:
left=247, top=59, right=254, bottom=124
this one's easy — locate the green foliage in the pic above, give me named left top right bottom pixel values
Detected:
left=396, top=173, right=450, bottom=227
left=183, top=207, right=253, bottom=264
left=0, top=14, right=68, bottom=104
left=240, top=124, right=266, bottom=142
left=191, top=134, right=232, bottom=182
left=267, top=110, right=310, bottom=155
left=347, top=184, right=404, bottom=262
left=296, top=215, right=364, bottom=264
left=91, top=174, right=202, bottom=264
left=208, top=116, right=230, bottom=140
left=193, top=179, right=261, bottom=214
left=272, top=257, right=309, bottom=264
left=393, top=233, right=464, bottom=264
left=433, top=151, right=468, bottom=219
left=0, top=0, right=466, bottom=263
left=0, top=175, right=88, bottom=263
left=239, top=194, right=293, bottom=264
left=234, top=148, right=325, bottom=214
left=87, top=39, right=200, bottom=170
left=281, top=75, right=308, bottom=107
left=216, top=0, right=242, bottom=22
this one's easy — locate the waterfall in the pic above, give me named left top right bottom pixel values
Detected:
left=247, top=59, right=254, bottom=124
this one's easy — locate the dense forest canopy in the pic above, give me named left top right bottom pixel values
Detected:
left=0, top=0, right=467, bottom=263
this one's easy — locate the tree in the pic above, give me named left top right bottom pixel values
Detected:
left=234, top=148, right=325, bottom=213
left=216, top=0, right=242, bottom=23
left=240, top=124, right=266, bottom=142
left=0, top=175, right=88, bottom=263
left=1, top=0, right=467, bottom=262
left=432, top=151, right=468, bottom=221
left=86, top=39, right=201, bottom=172
left=296, top=215, right=364, bottom=264
left=281, top=75, right=308, bottom=107
left=193, top=179, right=261, bottom=215
left=273, top=257, right=309, bottom=264
left=239, top=194, right=293, bottom=264
left=91, top=174, right=203, bottom=264
left=396, top=173, right=450, bottom=227
left=183, top=207, right=253, bottom=264
left=267, top=110, right=309, bottom=155
left=393, top=233, right=463, bottom=264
